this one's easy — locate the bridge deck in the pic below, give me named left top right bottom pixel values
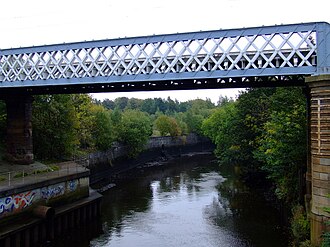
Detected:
left=0, top=22, right=329, bottom=94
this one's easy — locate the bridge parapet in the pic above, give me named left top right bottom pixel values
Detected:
left=0, top=22, right=329, bottom=93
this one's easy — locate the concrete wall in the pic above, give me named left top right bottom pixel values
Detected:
left=0, top=176, right=89, bottom=220
left=80, top=134, right=205, bottom=168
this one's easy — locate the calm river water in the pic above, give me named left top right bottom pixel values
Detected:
left=86, top=154, right=287, bottom=247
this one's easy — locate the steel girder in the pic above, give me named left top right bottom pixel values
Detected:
left=0, top=22, right=329, bottom=94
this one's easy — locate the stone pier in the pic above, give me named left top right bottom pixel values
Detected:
left=4, top=95, right=34, bottom=165
left=306, top=75, right=330, bottom=245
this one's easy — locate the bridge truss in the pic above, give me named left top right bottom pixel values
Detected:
left=0, top=22, right=329, bottom=95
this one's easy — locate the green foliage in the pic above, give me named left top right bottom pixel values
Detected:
left=202, top=87, right=309, bottom=246
left=91, top=105, right=114, bottom=151
left=235, top=88, right=276, bottom=170
left=154, top=115, right=181, bottom=136
left=117, top=109, right=152, bottom=157
left=174, top=112, right=188, bottom=135
left=33, top=95, right=80, bottom=160
left=48, top=165, right=60, bottom=171
left=206, top=87, right=306, bottom=204
left=30, top=94, right=230, bottom=161
left=255, top=88, right=307, bottom=203
left=141, top=98, right=157, bottom=114
left=322, top=195, right=330, bottom=247
left=126, top=98, right=143, bottom=110
left=114, top=97, right=129, bottom=110
left=291, top=205, right=310, bottom=246
left=202, top=101, right=241, bottom=164
left=71, top=94, right=95, bottom=149
left=323, top=229, right=330, bottom=247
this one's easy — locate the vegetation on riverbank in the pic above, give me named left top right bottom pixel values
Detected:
left=0, top=87, right=327, bottom=245
left=0, top=95, right=216, bottom=160
left=202, top=87, right=311, bottom=245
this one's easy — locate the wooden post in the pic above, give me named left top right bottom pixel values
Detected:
left=306, top=75, right=330, bottom=246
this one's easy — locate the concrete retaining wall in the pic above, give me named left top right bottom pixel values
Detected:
left=0, top=174, right=89, bottom=220
left=81, top=134, right=205, bottom=168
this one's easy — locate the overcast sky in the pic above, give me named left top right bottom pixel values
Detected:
left=1, top=0, right=329, bottom=103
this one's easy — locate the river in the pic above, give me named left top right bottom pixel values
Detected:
left=54, top=154, right=288, bottom=246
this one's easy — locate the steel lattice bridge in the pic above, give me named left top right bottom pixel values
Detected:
left=0, top=22, right=330, bottom=95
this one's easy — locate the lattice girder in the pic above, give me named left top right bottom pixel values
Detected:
left=0, top=22, right=330, bottom=90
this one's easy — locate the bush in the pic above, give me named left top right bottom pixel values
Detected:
left=291, top=205, right=310, bottom=246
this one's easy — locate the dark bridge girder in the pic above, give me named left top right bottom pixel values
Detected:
left=0, top=75, right=306, bottom=96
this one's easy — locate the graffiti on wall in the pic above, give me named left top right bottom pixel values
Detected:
left=0, top=191, right=37, bottom=217
left=41, top=183, right=65, bottom=200
left=0, top=178, right=84, bottom=218
left=68, top=180, right=77, bottom=192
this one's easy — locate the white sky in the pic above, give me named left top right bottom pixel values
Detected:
left=1, top=0, right=329, bottom=103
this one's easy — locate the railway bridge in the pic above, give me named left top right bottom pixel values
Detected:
left=1, top=22, right=329, bottom=244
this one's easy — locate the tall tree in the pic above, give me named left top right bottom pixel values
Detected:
left=117, top=109, right=152, bottom=157
left=154, top=115, right=181, bottom=136
left=33, top=95, right=79, bottom=160
left=255, top=87, right=307, bottom=204
left=202, top=101, right=240, bottom=164
left=91, top=105, right=114, bottom=151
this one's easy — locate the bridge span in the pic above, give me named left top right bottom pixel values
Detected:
left=0, top=22, right=329, bottom=94
left=1, top=22, right=330, bottom=245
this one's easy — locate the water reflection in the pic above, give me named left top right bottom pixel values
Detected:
left=90, top=156, right=287, bottom=247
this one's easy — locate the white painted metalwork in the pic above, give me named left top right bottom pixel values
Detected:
left=0, top=22, right=329, bottom=89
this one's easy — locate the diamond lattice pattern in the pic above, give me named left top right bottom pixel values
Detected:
left=0, top=30, right=317, bottom=82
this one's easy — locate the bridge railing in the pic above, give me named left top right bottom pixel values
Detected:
left=0, top=22, right=329, bottom=88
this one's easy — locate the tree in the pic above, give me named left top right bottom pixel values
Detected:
left=255, top=87, right=307, bottom=204
left=91, top=105, right=114, bottom=151
left=141, top=98, right=157, bottom=114
left=117, top=109, right=152, bottom=157
left=234, top=88, right=277, bottom=173
left=154, top=115, right=181, bottom=137
left=32, top=95, right=79, bottom=160
left=102, top=99, right=116, bottom=110
left=126, top=98, right=143, bottom=110
left=202, top=101, right=240, bottom=164
left=182, top=99, right=215, bottom=134
left=71, top=94, right=95, bottom=150
left=114, top=97, right=129, bottom=110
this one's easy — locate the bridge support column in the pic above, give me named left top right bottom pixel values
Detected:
left=306, top=75, right=330, bottom=246
left=5, top=95, right=34, bottom=165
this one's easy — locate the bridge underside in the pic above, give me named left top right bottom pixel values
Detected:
left=0, top=75, right=306, bottom=96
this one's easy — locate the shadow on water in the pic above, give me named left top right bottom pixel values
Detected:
left=207, top=164, right=288, bottom=247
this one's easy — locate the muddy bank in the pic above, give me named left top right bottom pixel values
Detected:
left=89, top=139, right=215, bottom=187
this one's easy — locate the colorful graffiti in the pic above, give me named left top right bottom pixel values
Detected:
left=0, top=178, right=84, bottom=219
left=68, top=180, right=77, bottom=192
left=41, top=184, right=65, bottom=200
left=0, top=191, right=36, bottom=217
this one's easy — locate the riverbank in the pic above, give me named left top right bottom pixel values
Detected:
left=94, top=151, right=214, bottom=193
left=86, top=134, right=215, bottom=186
